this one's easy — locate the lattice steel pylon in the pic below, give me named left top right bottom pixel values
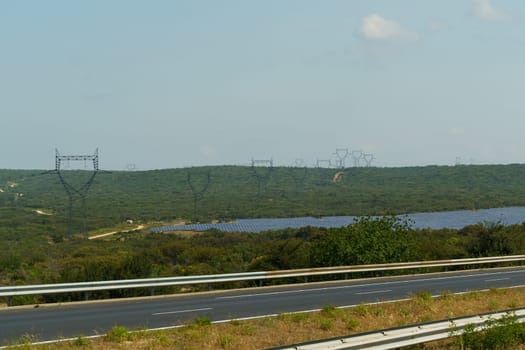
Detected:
left=334, top=148, right=349, bottom=169
left=351, top=150, right=363, bottom=167
left=54, top=148, right=99, bottom=236
left=251, top=158, right=274, bottom=194
left=363, top=153, right=375, bottom=167
left=187, top=170, right=211, bottom=220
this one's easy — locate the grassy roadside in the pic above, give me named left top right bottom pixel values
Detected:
left=6, top=287, right=525, bottom=350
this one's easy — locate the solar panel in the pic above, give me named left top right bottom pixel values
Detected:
left=150, top=207, right=525, bottom=234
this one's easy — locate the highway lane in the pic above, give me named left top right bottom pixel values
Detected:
left=1, top=267, right=525, bottom=345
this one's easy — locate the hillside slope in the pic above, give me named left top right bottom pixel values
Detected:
left=1, top=164, right=525, bottom=234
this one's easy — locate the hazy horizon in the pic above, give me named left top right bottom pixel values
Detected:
left=2, top=158, right=524, bottom=172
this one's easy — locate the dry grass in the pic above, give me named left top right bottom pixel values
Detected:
left=8, top=287, right=525, bottom=350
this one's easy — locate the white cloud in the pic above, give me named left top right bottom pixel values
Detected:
left=358, top=14, right=419, bottom=42
left=472, top=0, right=510, bottom=21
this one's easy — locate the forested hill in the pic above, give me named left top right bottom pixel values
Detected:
left=1, top=164, right=525, bottom=232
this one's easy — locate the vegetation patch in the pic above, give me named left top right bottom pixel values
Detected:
left=105, top=326, right=133, bottom=343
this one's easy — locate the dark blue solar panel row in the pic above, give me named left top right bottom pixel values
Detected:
left=149, top=207, right=525, bottom=234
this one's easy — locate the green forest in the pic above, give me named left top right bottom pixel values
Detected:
left=2, top=164, right=525, bottom=305
left=2, top=164, right=525, bottom=228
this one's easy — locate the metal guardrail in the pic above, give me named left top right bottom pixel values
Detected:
left=0, top=255, right=524, bottom=300
left=269, top=308, right=525, bottom=350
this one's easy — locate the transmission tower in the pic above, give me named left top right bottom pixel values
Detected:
left=251, top=158, right=274, bottom=194
left=362, top=153, right=375, bottom=167
left=351, top=150, right=363, bottom=167
left=54, top=148, right=99, bottom=236
left=334, top=148, right=349, bottom=169
left=187, top=170, right=211, bottom=220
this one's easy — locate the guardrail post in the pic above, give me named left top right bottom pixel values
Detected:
left=150, top=288, right=155, bottom=296
left=7, top=296, right=12, bottom=307
left=84, top=292, right=89, bottom=301
left=304, top=276, right=308, bottom=283
left=259, top=279, right=263, bottom=287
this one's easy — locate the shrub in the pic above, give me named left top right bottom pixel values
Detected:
left=345, top=317, right=360, bottom=330
left=418, top=315, right=432, bottom=323
left=319, top=318, right=333, bottom=331
left=105, top=325, right=131, bottom=342
left=290, top=312, right=309, bottom=323
left=413, top=291, right=433, bottom=307
left=193, top=316, right=212, bottom=327
left=488, top=299, right=499, bottom=311
left=353, top=303, right=370, bottom=317
left=218, top=335, right=236, bottom=348
left=321, top=305, right=338, bottom=317
left=72, top=335, right=90, bottom=347
left=461, top=314, right=525, bottom=349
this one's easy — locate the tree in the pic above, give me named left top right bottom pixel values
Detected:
left=311, top=216, right=419, bottom=267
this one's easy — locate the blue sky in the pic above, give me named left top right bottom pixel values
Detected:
left=2, top=0, right=525, bottom=170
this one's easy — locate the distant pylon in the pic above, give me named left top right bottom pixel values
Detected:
left=351, top=150, right=363, bottom=167
left=362, top=153, right=375, bottom=167
left=187, top=170, right=211, bottom=219
left=334, top=148, right=349, bottom=169
left=251, top=158, right=274, bottom=194
left=54, top=148, right=99, bottom=236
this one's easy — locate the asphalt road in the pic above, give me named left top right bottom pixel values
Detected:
left=1, top=268, right=525, bottom=345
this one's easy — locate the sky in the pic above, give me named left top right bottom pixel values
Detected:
left=2, top=0, right=525, bottom=170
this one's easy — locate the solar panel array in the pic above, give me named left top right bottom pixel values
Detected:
left=149, top=217, right=348, bottom=233
left=150, top=207, right=525, bottom=234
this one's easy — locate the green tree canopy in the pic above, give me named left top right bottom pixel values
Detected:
left=311, top=216, right=420, bottom=267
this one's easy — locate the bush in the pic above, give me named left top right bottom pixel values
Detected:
left=72, top=335, right=90, bottom=347
left=319, top=318, right=333, bottom=331
left=321, top=305, right=338, bottom=317
left=105, top=325, right=131, bottom=342
left=345, top=317, right=360, bottom=330
left=461, top=314, right=525, bottom=349
left=193, top=316, right=212, bottom=327
left=413, top=291, right=433, bottom=307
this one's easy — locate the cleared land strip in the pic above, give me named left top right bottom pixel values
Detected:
left=88, top=225, right=144, bottom=240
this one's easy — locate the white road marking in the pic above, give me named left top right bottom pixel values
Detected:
left=216, top=286, right=351, bottom=299
left=152, top=307, right=212, bottom=316
left=355, top=289, right=392, bottom=295
left=485, top=278, right=510, bottom=282
left=216, top=270, right=525, bottom=300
